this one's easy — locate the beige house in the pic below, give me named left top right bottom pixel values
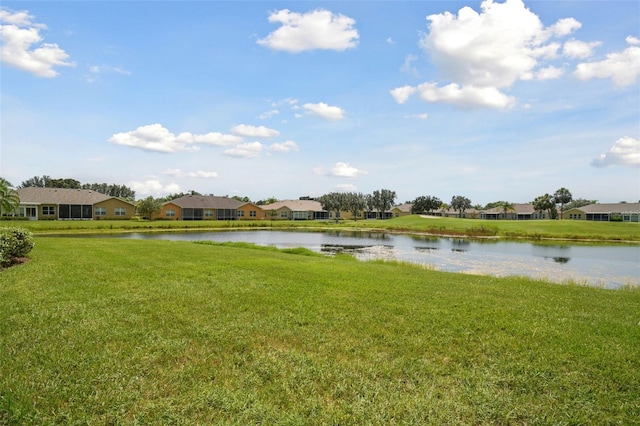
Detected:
left=261, top=199, right=329, bottom=220
left=481, top=204, right=546, bottom=220
left=390, top=203, right=413, bottom=218
left=153, top=195, right=264, bottom=220
left=562, top=203, right=640, bottom=222
left=15, top=187, right=135, bottom=220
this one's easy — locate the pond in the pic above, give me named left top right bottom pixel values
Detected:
left=85, top=230, right=639, bottom=289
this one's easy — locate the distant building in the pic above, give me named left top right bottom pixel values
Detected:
left=562, top=203, right=640, bottom=222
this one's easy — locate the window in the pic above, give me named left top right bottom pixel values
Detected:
left=42, top=206, right=55, bottom=215
left=165, top=209, right=175, bottom=217
left=204, top=210, right=213, bottom=218
left=95, top=207, right=106, bottom=216
left=281, top=211, right=288, bottom=218
left=238, top=210, right=245, bottom=217
left=115, top=207, right=126, bottom=216
left=250, top=210, right=256, bottom=217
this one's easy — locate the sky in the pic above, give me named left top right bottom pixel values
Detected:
left=1, top=0, right=639, bottom=206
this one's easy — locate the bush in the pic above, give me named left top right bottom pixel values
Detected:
left=0, top=227, right=35, bottom=267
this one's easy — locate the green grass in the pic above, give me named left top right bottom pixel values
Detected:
left=1, top=237, right=639, bottom=424
left=3, top=215, right=640, bottom=241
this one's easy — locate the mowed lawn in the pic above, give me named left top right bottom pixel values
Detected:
left=1, top=237, right=639, bottom=424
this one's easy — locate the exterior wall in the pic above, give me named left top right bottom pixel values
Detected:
left=563, top=209, right=585, bottom=220
left=265, top=207, right=292, bottom=220
left=94, top=199, right=135, bottom=219
left=154, top=203, right=180, bottom=220
left=39, top=203, right=57, bottom=219
left=237, top=203, right=264, bottom=220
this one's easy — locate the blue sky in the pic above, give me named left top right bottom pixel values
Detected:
left=1, top=0, right=639, bottom=205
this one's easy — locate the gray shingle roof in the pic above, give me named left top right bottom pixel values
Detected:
left=169, top=195, right=244, bottom=209
left=17, top=187, right=113, bottom=205
left=262, top=199, right=325, bottom=212
left=568, top=203, right=640, bottom=213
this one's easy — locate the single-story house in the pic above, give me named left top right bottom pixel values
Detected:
left=153, top=195, right=264, bottom=220
left=390, top=203, right=413, bottom=218
left=261, top=200, right=329, bottom=220
left=442, top=208, right=481, bottom=219
left=481, top=204, right=547, bottom=220
left=14, top=187, right=135, bottom=220
left=562, top=203, right=640, bottom=222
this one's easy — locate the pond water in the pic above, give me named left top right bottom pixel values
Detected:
left=98, top=230, right=639, bottom=289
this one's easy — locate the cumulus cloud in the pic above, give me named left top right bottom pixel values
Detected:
left=268, top=141, right=299, bottom=153
left=231, top=124, right=280, bottom=138
left=109, top=124, right=242, bottom=153
left=416, top=82, right=516, bottom=109
left=257, top=8, right=359, bottom=52
left=165, top=169, right=218, bottom=179
left=330, top=162, right=367, bottom=178
left=302, top=102, right=345, bottom=120
left=223, top=142, right=264, bottom=158
left=391, top=0, right=585, bottom=109
left=0, top=8, right=74, bottom=77
left=562, top=39, right=601, bottom=59
left=128, top=179, right=181, bottom=197
left=591, top=137, right=640, bottom=168
left=574, top=38, right=640, bottom=87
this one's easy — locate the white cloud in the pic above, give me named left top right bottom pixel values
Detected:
left=392, top=0, right=582, bottom=109
left=0, top=8, right=75, bottom=77
left=627, top=36, right=640, bottom=45
left=335, top=183, right=358, bottom=192
left=404, top=113, right=429, bottom=120
left=165, top=169, right=218, bottom=178
left=390, top=85, right=417, bottom=104
left=302, top=102, right=345, bottom=120
left=401, top=54, right=419, bottom=76
left=109, top=124, right=242, bottom=153
left=574, top=40, right=640, bottom=87
left=562, top=39, right=601, bottom=59
left=535, top=65, right=564, bottom=80
left=231, top=124, right=279, bottom=138
left=223, top=141, right=264, bottom=158
left=591, top=137, right=640, bottom=168
left=416, top=82, right=516, bottom=109
left=330, top=162, right=367, bottom=178
left=268, top=141, right=299, bottom=153
left=85, top=64, right=131, bottom=82
left=257, top=8, right=359, bottom=52
left=258, top=109, right=279, bottom=119
left=128, top=179, right=181, bottom=197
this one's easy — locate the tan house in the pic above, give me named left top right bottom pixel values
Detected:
left=481, top=204, right=546, bottom=220
left=390, top=203, right=413, bottom=218
left=15, top=187, right=135, bottom=220
left=261, top=200, right=329, bottom=220
left=153, top=195, right=264, bottom=221
left=562, top=203, right=640, bottom=222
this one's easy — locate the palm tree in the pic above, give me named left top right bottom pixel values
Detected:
left=500, top=202, right=515, bottom=220
left=0, top=178, right=20, bottom=217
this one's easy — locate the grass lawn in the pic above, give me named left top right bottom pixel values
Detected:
left=1, top=237, right=639, bottom=424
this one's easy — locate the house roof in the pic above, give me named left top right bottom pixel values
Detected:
left=262, top=199, right=325, bottom=212
left=391, top=203, right=413, bottom=213
left=483, top=203, right=536, bottom=215
left=17, top=187, right=116, bottom=205
left=567, top=203, right=640, bottom=214
left=168, top=195, right=244, bottom=209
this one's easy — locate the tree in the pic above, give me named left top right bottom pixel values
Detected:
left=256, top=197, right=279, bottom=205
left=371, top=189, right=396, bottom=219
left=499, top=202, right=515, bottom=220
left=411, top=195, right=442, bottom=215
left=0, top=178, right=20, bottom=216
left=19, top=175, right=52, bottom=188
left=450, top=195, right=472, bottom=217
left=553, top=187, right=573, bottom=219
left=136, top=196, right=162, bottom=220
left=344, top=192, right=367, bottom=221
left=232, top=195, right=251, bottom=203
left=564, top=198, right=597, bottom=211
left=533, top=194, right=557, bottom=219
left=318, top=192, right=348, bottom=222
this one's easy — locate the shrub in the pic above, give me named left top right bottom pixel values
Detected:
left=0, top=227, right=35, bottom=267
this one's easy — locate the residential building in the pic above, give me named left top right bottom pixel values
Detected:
left=14, top=187, right=135, bottom=220
left=261, top=199, right=329, bottom=220
left=562, top=203, right=640, bottom=222
left=153, top=195, right=264, bottom=221
left=481, top=204, right=546, bottom=220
